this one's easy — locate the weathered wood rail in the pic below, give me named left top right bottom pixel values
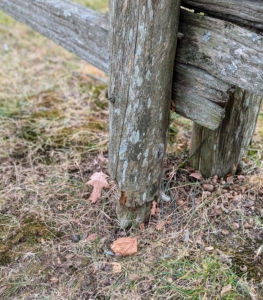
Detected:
left=181, top=0, right=263, bottom=30
left=2, top=1, right=263, bottom=130
left=1, top=0, right=262, bottom=227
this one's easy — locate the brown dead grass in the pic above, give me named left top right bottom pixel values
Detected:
left=1, top=4, right=263, bottom=300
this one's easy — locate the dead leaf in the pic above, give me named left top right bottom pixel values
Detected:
left=196, top=232, right=204, bottom=246
left=129, top=273, right=140, bottom=281
left=87, top=172, right=110, bottom=203
left=166, top=218, right=174, bottom=225
left=151, top=201, right=158, bottom=216
left=244, top=222, right=253, bottom=229
left=190, top=172, right=203, bottom=180
left=156, top=221, right=166, bottom=231
left=221, top=284, right=232, bottom=296
left=112, top=262, right=122, bottom=274
left=50, top=277, right=59, bottom=283
left=57, top=257, right=62, bottom=265
left=111, top=237, right=138, bottom=257
left=98, top=154, right=108, bottom=163
left=226, top=175, right=234, bottom=184
left=85, top=233, right=99, bottom=242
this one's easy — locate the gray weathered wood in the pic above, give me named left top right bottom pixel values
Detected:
left=2, top=2, right=263, bottom=128
left=172, top=63, right=231, bottom=129
left=181, top=0, right=263, bottom=30
left=189, top=88, right=262, bottom=178
left=176, top=10, right=263, bottom=97
left=108, top=0, right=181, bottom=228
left=0, top=0, right=109, bottom=73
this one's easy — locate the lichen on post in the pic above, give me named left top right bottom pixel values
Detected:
left=108, top=0, right=181, bottom=228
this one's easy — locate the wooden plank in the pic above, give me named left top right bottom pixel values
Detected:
left=108, top=0, right=181, bottom=228
left=181, top=0, right=263, bottom=30
left=189, top=88, right=262, bottom=178
left=176, top=10, right=263, bottom=97
left=172, top=63, right=230, bottom=130
left=0, top=0, right=109, bottom=73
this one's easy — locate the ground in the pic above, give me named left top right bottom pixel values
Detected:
left=1, top=2, right=263, bottom=300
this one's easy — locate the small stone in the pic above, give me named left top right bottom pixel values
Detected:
left=239, top=265, right=247, bottom=272
left=115, top=253, right=123, bottom=259
left=213, top=175, right=218, bottom=180
left=232, top=223, right=240, bottom=229
left=106, top=250, right=115, bottom=256
left=221, top=181, right=226, bottom=185
left=203, top=191, right=212, bottom=197
left=221, top=229, right=230, bottom=236
left=71, top=234, right=81, bottom=243
left=177, top=199, right=184, bottom=206
left=222, top=189, right=228, bottom=194
left=205, top=246, right=214, bottom=252
left=212, top=179, right=217, bottom=184
left=244, top=200, right=254, bottom=207
left=202, top=184, right=214, bottom=192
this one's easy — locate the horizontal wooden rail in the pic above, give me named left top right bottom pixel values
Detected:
left=0, top=0, right=109, bottom=73
left=1, top=0, right=263, bottom=129
left=177, top=10, right=263, bottom=97
left=181, top=0, right=263, bottom=30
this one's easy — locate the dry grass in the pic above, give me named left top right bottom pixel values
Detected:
left=1, top=2, right=263, bottom=300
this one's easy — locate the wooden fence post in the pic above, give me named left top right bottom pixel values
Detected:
left=108, top=0, right=181, bottom=228
left=189, top=88, right=262, bottom=178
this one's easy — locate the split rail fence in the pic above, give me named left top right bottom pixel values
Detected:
left=1, top=0, right=263, bottom=227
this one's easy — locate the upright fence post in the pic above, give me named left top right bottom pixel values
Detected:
left=189, top=88, right=262, bottom=178
left=108, top=0, right=181, bottom=228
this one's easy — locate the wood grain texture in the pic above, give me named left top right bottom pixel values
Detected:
left=176, top=10, right=263, bottom=97
left=172, top=63, right=231, bottom=129
left=108, top=0, right=181, bottom=228
left=181, top=0, right=263, bottom=30
left=189, top=88, right=262, bottom=178
left=0, top=0, right=109, bottom=73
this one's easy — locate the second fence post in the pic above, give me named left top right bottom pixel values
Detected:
left=108, top=0, right=181, bottom=228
